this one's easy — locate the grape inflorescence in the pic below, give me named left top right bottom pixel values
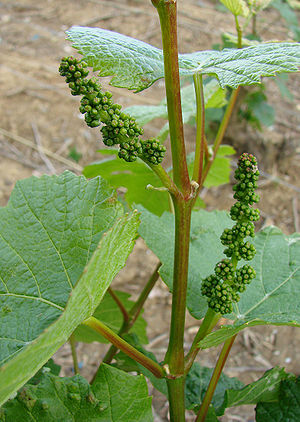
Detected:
left=201, top=153, right=260, bottom=315
left=59, top=56, right=166, bottom=164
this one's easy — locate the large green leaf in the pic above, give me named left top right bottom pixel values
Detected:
left=256, top=377, right=300, bottom=421
left=138, top=208, right=300, bottom=333
left=138, top=208, right=232, bottom=319
left=1, top=365, right=153, bottom=421
left=83, top=150, right=170, bottom=216
left=74, top=290, right=148, bottom=344
left=0, top=172, right=140, bottom=405
left=199, top=227, right=300, bottom=348
left=67, top=26, right=300, bottom=91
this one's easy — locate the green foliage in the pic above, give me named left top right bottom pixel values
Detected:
left=0, top=365, right=153, bottom=421
left=67, top=26, right=300, bottom=91
left=239, top=89, right=275, bottom=129
left=256, top=377, right=300, bottom=421
left=83, top=150, right=170, bottom=216
left=185, top=363, right=244, bottom=413
left=272, top=0, right=300, bottom=41
left=125, top=79, right=228, bottom=141
left=138, top=207, right=233, bottom=319
left=74, top=290, right=148, bottom=344
left=0, top=172, right=139, bottom=405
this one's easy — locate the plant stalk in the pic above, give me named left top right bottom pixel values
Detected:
left=184, top=308, right=220, bottom=374
left=84, top=316, right=164, bottom=379
left=195, top=335, right=237, bottom=422
left=164, top=197, right=193, bottom=421
left=69, top=334, right=80, bottom=375
left=108, top=287, right=129, bottom=323
left=200, top=87, right=240, bottom=188
left=155, top=0, right=190, bottom=196
left=192, top=73, right=206, bottom=185
left=102, top=263, right=161, bottom=365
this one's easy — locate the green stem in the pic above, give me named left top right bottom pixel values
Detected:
left=69, top=334, right=80, bottom=375
left=147, top=162, right=180, bottom=198
left=102, top=263, right=161, bottom=365
left=167, top=376, right=186, bottom=422
left=195, top=335, right=237, bottom=422
left=200, top=87, right=241, bottom=189
left=164, top=197, right=193, bottom=421
left=155, top=1, right=190, bottom=196
left=84, top=316, right=164, bottom=379
left=192, top=73, right=206, bottom=185
left=108, top=287, right=129, bottom=323
left=184, top=308, right=220, bottom=374
left=234, top=16, right=242, bottom=49
left=128, top=262, right=161, bottom=325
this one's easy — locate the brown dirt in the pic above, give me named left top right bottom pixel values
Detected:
left=0, top=1, right=299, bottom=421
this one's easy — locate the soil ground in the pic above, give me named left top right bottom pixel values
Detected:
left=0, top=1, right=299, bottom=421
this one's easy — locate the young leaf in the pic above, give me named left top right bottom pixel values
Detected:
left=219, top=0, right=249, bottom=16
left=67, top=26, right=300, bottom=91
left=256, top=377, right=300, bottom=421
left=0, top=172, right=139, bottom=405
left=83, top=151, right=170, bottom=216
left=93, top=364, right=153, bottom=421
left=74, top=290, right=148, bottom=344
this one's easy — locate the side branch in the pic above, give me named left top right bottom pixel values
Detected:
left=84, top=316, right=164, bottom=379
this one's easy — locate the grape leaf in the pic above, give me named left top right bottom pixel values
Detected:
left=0, top=172, right=140, bottom=405
left=138, top=208, right=232, bottom=319
left=1, top=365, right=153, bottom=421
left=0, top=373, right=102, bottom=421
left=67, top=26, right=300, bottom=91
left=185, top=363, right=244, bottom=413
left=138, top=208, right=300, bottom=333
left=256, top=377, right=300, bottom=421
left=74, top=290, right=148, bottom=344
left=93, top=364, right=153, bottom=421
left=83, top=150, right=170, bottom=216
left=219, top=367, right=291, bottom=415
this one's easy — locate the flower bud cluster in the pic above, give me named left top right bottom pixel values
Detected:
left=201, top=153, right=260, bottom=315
left=59, top=57, right=165, bottom=164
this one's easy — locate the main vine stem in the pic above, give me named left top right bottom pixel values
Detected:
left=152, top=2, right=194, bottom=420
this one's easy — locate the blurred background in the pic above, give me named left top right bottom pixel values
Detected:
left=0, top=1, right=299, bottom=420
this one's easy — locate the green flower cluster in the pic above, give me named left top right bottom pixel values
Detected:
left=201, top=153, right=260, bottom=315
left=59, top=56, right=165, bottom=164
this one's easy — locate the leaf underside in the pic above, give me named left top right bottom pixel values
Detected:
left=67, top=26, right=300, bottom=91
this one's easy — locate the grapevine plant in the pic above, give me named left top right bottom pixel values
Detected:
left=0, top=1, right=300, bottom=421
